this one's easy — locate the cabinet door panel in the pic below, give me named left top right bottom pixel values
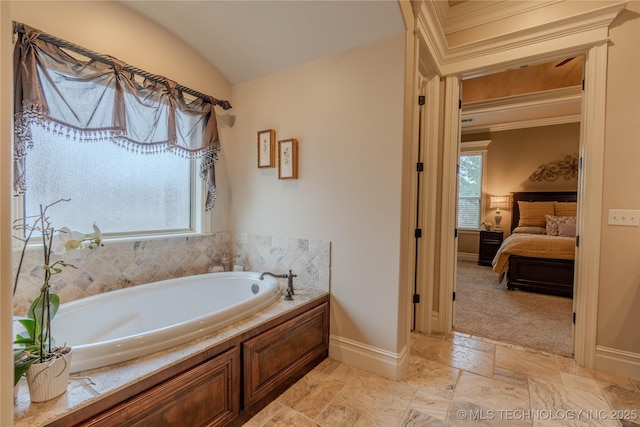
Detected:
left=81, top=348, right=239, bottom=427
left=243, top=302, right=329, bottom=407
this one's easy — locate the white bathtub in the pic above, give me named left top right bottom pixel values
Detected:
left=51, top=272, right=282, bottom=373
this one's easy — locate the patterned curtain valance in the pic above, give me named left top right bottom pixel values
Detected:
left=13, top=24, right=230, bottom=210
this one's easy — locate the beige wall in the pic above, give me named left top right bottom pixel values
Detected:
left=485, top=123, right=580, bottom=235
left=230, top=34, right=406, bottom=353
left=598, top=2, right=640, bottom=356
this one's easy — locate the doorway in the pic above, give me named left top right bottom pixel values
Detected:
left=410, top=40, right=609, bottom=368
left=452, top=59, right=583, bottom=356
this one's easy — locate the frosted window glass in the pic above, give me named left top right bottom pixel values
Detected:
left=24, top=126, right=192, bottom=235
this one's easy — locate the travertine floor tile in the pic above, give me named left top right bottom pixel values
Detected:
left=263, top=406, right=319, bottom=427
left=315, top=403, right=361, bottom=427
left=495, top=345, right=562, bottom=383
left=447, top=371, right=531, bottom=426
left=412, top=334, right=494, bottom=377
left=445, top=333, right=497, bottom=354
left=246, top=332, right=640, bottom=427
left=243, top=401, right=287, bottom=427
left=401, top=355, right=460, bottom=400
left=276, top=370, right=346, bottom=419
left=601, top=384, right=640, bottom=413
left=529, top=377, right=620, bottom=427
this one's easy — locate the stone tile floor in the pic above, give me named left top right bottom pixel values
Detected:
left=244, top=331, right=640, bottom=426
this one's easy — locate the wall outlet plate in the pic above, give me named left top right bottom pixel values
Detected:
left=608, top=209, right=640, bottom=226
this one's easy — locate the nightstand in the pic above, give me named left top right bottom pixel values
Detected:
left=478, top=230, right=504, bottom=266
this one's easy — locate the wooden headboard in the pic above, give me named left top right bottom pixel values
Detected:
left=510, top=191, right=578, bottom=233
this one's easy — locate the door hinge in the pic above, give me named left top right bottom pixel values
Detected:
left=454, top=228, right=458, bottom=238
left=573, top=312, right=576, bottom=324
left=453, top=292, right=456, bottom=301
left=582, top=79, right=585, bottom=91
left=458, top=99, right=462, bottom=109
left=576, top=235, right=579, bottom=247
left=579, top=157, right=583, bottom=170
left=456, top=163, right=460, bottom=174
left=413, top=294, right=420, bottom=304
left=415, top=228, right=422, bottom=238
left=416, top=162, right=424, bottom=172
left=418, top=95, right=425, bottom=106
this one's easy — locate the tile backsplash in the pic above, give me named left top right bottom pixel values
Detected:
left=12, top=232, right=331, bottom=315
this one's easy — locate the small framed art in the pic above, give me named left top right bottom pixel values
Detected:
left=257, top=129, right=275, bottom=168
left=278, top=138, right=298, bottom=179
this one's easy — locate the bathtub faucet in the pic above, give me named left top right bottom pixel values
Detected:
left=259, top=272, right=287, bottom=280
left=259, top=270, right=297, bottom=300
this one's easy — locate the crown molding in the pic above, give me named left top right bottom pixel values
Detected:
left=416, top=0, right=628, bottom=76
left=440, top=0, right=564, bottom=36
left=461, top=86, right=582, bottom=133
left=463, top=85, right=582, bottom=114
left=462, top=114, right=581, bottom=134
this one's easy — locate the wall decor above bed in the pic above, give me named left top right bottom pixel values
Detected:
left=529, top=154, right=578, bottom=182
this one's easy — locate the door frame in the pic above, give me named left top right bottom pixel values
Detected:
left=433, top=44, right=607, bottom=368
left=410, top=13, right=613, bottom=367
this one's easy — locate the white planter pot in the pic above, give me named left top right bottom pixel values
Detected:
left=25, top=348, right=73, bottom=403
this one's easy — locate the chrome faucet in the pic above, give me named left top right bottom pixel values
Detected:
left=260, top=270, right=297, bottom=300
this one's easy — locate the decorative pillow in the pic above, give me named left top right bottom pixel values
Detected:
left=554, top=201, right=577, bottom=217
left=513, top=226, right=547, bottom=235
left=558, top=222, right=577, bottom=237
left=545, top=215, right=577, bottom=236
left=518, top=201, right=555, bottom=227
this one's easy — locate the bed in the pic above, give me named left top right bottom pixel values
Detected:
left=492, top=191, right=577, bottom=298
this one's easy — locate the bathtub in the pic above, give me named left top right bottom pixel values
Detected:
left=50, top=272, right=282, bottom=373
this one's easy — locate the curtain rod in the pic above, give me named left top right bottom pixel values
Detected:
left=13, top=22, right=232, bottom=110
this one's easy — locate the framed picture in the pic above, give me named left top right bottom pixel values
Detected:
left=257, top=129, right=275, bottom=168
left=278, top=138, right=298, bottom=179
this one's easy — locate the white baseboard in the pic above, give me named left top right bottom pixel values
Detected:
left=329, top=335, right=409, bottom=380
left=457, top=252, right=477, bottom=262
left=595, top=346, right=640, bottom=380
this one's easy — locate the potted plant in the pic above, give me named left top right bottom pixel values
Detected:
left=12, top=199, right=102, bottom=402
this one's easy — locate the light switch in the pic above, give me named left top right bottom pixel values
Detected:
left=608, top=209, right=640, bottom=226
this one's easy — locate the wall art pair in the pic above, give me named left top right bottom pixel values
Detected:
left=257, top=129, right=298, bottom=179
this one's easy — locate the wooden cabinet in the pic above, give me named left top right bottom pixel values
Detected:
left=478, top=230, right=503, bottom=266
left=52, top=296, right=330, bottom=427
left=243, top=302, right=329, bottom=407
left=80, top=348, right=240, bottom=427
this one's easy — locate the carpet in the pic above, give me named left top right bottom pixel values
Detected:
left=454, top=260, right=573, bottom=356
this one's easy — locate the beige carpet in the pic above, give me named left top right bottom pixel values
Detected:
left=454, top=260, right=573, bottom=356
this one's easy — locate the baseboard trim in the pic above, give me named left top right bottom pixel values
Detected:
left=329, top=335, right=409, bottom=380
left=594, top=346, right=640, bottom=380
left=457, top=252, right=477, bottom=262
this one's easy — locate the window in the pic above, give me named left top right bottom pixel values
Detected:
left=457, top=141, right=489, bottom=230
left=23, top=126, right=196, bottom=236
left=13, top=25, right=225, bottom=237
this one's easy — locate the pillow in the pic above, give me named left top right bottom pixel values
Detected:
left=518, top=201, right=555, bottom=227
left=513, top=226, right=547, bottom=235
left=558, top=222, right=576, bottom=237
left=554, top=201, right=577, bottom=217
left=545, top=215, right=577, bottom=236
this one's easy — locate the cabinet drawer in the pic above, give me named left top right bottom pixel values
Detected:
left=81, top=348, right=240, bottom=427
left=243, top=302, right=329, bottom=407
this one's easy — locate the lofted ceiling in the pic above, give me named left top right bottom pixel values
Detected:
left=120, top=0, right=405, bottom=85
left=121, top=1, right=590, bottom=132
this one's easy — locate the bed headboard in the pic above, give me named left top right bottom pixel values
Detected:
left=510, top=191, right=578, bottom=233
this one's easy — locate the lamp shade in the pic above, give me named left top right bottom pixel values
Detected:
left=490, top=196, right=509, bottom=210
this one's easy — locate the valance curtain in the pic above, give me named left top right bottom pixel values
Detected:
left=13, top=24, right=223, bottom=210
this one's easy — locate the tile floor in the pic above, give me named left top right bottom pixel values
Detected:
left=244, top=332, right=640, bottom=426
